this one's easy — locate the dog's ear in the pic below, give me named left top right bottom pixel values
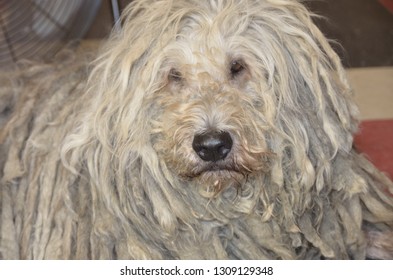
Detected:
left=241, top=1, right=361, bottom=193
left=253, top=2, right=359, bottom=136
left=82, top=1, right=178, bottom=152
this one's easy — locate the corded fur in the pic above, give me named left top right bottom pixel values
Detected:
left=0, top=0, right=392, bottom=259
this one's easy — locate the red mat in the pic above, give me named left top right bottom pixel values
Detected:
left=379, top=0, right=393, bottom=14
left=354, top=119, right=393, bottom=179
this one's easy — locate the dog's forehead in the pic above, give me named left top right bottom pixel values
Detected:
left=162, top=27, right=241, bottom=78
left=156, top=1, right=268, bottom=80
left=160, top=40, right=229, bottom=83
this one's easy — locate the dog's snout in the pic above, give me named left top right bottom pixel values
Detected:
left=192, top=131, right=233, bottom=162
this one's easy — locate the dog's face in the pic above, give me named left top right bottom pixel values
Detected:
left=149, top=15, right=274, bottom=191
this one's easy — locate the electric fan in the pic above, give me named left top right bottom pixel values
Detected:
left=0, top=0, right=102, bottom=68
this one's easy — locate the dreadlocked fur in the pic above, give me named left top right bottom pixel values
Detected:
left=0, top=0, right=392, bottom=260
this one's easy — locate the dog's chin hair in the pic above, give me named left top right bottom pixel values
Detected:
left=197, top=176, right=245, bottom=198
left=177, top=150, right=273, bottom=195
left=181, top=169, right=244, bottom=194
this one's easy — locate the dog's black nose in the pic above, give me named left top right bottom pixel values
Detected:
left=192, top=131, right=233, bottom=162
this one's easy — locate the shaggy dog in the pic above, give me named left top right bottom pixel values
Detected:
left=0, top=0, right=392, bottom=259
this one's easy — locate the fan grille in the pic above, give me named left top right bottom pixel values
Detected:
left=0, top=0, right=101, bottom=67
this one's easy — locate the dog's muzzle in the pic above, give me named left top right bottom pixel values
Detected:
left=185, top=130, right=268, bottom=184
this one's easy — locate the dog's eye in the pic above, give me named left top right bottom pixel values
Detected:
left=168, top=69, right=182, bottom=82
left=230, top=60, right=245, bottom=77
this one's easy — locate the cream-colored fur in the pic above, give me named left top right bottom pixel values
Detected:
left=0, top=0, right=392, bottom=259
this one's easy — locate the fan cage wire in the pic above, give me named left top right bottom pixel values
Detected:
left=0, top=0, right=102, bottom=67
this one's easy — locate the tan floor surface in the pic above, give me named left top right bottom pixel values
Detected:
left=348, top=67, right=393, bottom=120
